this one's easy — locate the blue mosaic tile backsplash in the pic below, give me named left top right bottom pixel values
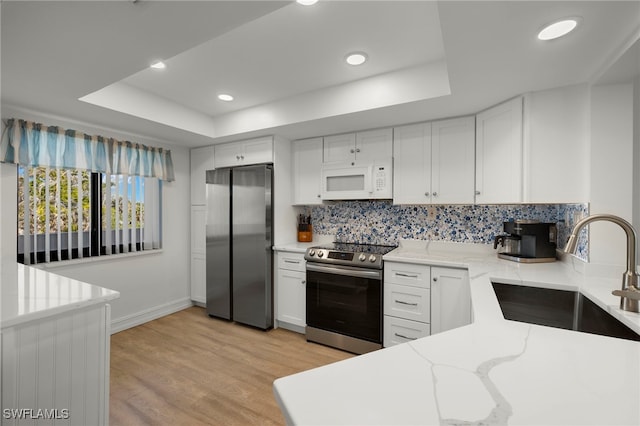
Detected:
left=303, top=202, right=589, bottom=260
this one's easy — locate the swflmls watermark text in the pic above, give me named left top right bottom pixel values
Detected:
left=2, top=408, right=70, bottom=420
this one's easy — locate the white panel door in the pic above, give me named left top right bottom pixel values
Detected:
left=191, top=205, right=207, bottom=303
left=191, top=205, right=207, bottom=254
left=292, top=137, right=324, bottom=205
left=523, top=86, right=589, bottom=203
left=475, top=96, right=523, bottom=204
left=355, top=128, right=393, bottom=161
left=276, top=269, right=306, bottom=327
left=430, top=267, right=471, bottom=335
left=214, top=142, right=242, bottom=168
left=431, top=116, right=476, bottom=204
left=242, top=136, right=273, bottom=164
left=323, top=133, right=356, bottom=163
left=191, top=253, right=206, bottom=304
left=393, top=123, right=432, bottom=204
left=190, top=145, right=215, bottom=205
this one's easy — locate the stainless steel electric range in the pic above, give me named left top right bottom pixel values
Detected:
left=304, top=242, right=397, bottom=354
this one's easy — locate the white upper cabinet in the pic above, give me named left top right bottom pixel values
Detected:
left=190, top=145, right=215, bottom=206
left=323, top=128, right=392, bottom=164
left=431, top=117, right=475, bottom=204
left=475, top=96, right=523, bottom=204
left=393, top=117, right=475, bottom=205
left=393, top=122, right=432, bottom=204
left=214, top=136, right=273, bottom=169
left=355, top=128, right=393, bottom=161
left=292, top=137, right=323, bottom=205
left=323, top=133, right=356, bottom=163
left=523, top=84, right=589, bottom=203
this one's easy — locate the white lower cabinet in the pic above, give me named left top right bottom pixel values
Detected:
left=190, top=205, right=207, bottom=304
left=191, top=252, right=206, bottom=304
left=383, top=261, right=471, bottom=347
left=384, top=316, right=431, bottom=347
left=275, top=251, right=306, bottom=332
left=383, top=262, right=431, bottom=347
left=431, top=266, right=471, bottom=334
left=384, top=283, right=430, bottom=323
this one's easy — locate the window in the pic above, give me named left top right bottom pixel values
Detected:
left=3, top=118, right=173, bottom=264
left=17, top=165, right=162, bottom=264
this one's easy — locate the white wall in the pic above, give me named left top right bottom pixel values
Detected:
left=589, top=83, right=634, bottom=266
left=0, top=113, right=192, bottom=332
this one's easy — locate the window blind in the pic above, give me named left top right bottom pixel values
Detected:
left=17, top=166, right=160, bottom=264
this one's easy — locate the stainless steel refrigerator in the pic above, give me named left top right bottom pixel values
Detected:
left=205, top=164, right=273, bottom=330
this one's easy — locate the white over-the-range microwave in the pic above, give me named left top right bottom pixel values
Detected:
left=320, top=158, right=393, bottom=200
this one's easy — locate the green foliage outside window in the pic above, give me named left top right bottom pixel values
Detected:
left=17, top=166, right=144, bottom=236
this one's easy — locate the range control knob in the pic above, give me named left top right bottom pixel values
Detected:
left=308, top=249, right=316, bottom=256
left=317, top=251, right=324, bottom=258
left=358, top=253, right=367, bottom=262
left=369, top=255, right=377, bottom=262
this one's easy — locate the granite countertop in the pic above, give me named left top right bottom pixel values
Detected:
left=273, top=241, right=640, bottom=425
left=1, top=262, right=120, bottom=329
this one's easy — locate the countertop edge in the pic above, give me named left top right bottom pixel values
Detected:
left=2, top=263, right=121, bottom=329
left=1, top=292, right=120, bottom=329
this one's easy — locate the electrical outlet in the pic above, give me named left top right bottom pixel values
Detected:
left=573, top=211, right=583, bottom=223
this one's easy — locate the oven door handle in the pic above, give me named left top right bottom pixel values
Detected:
left=306, top=263, right=382, bottom=280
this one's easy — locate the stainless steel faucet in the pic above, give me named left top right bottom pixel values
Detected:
left=564, top=214, right=640, bottom=313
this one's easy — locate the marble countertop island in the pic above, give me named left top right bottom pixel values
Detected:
left=1, top=262, right=120, bottom=329
left=273, top=241, right=640, bottom=425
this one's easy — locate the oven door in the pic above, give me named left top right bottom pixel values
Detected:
left=306, top=262, right=382, bottom=343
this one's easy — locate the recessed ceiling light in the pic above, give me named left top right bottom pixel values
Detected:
left=537, top=18, right=579, bottom=41
left=150, top=60, right=166, bottom=70
left=218, top=94, right=234, bottom=102
left=345, top=52, right=368, bottom=66
left=296, top=0, right=318, bottom=5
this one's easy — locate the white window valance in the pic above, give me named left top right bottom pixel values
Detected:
left=1, top=118, right=175, bottom=181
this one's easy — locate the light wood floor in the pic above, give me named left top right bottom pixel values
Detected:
left=110, top=306, right=353, bottom=425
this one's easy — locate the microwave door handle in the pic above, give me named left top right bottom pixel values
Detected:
left=366, top=165, right=373, bottom=194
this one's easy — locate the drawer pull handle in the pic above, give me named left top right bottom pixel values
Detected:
left=284, top=260, right=300, bottom=264
left=395, top=300, right=418, bottom=306
left=394, top=333, right=417, bottom=341
left=396, top=272, right=418, bottom=278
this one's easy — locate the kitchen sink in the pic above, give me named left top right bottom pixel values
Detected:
left=491, top=282, right=640, bottom=341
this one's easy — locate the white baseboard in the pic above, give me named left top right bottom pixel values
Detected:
left=276, top=320, right=305, bottom=335
left=110, top=297, right=194, bottom=334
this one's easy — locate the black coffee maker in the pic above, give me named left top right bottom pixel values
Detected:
left=494, top=220, right=557, bottom=263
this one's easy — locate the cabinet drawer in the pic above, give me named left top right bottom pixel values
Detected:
left=384, top=262, right=430, bottom=288
left=383, top=316, right=430, bottom=347
left=277, top=252, right=306, bottom=272
left=384, top=283, right=430, bottom=322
